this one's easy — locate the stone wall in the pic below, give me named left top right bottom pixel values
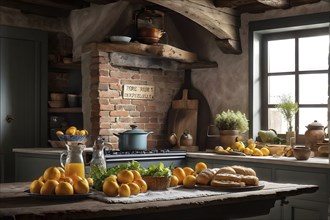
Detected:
left=82, top=49, right=184, bottom=149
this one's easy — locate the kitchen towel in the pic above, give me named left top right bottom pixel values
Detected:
left=89, top=186, right=229, bottom=204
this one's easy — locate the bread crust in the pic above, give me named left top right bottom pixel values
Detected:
left=216, top=167, right=236, bottom=175
left=240, top=175, right=259, bottom=186
left=231, top=165, right=256, bottom=176
left=210, top=180, right=245, bottom=188
left=213, top=173, right=241, bottom=182
left=196, top=168, right=217, bottom=185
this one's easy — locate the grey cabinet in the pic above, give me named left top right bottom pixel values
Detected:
left=0, top=26, right=48, bottom=182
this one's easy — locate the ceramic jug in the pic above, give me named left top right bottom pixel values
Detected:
left=180, top=130, right=193, bottom=146
left=60, top=143, right=86, bottom=179
left=304, top=120, right=326, bottom=147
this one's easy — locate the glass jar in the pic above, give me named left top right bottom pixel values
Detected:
left=89, top=137, right=107, bottom=179
left=60, top=143, right=86, bottom=179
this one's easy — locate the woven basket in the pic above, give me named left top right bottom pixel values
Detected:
left=142, top=176, right=171, bottom=191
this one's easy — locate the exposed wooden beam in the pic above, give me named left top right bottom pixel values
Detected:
left=257, top=0, right=290, bottom=8
left=146, top=0, right=242, bottom=54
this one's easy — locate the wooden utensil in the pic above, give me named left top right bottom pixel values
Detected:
left=168, top=89, right=198, bottom=147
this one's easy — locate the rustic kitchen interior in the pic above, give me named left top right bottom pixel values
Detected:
left=0, top=0, right=329, bottom=219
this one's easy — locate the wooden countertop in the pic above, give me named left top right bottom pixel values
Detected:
left=0, top=181, right=318, bottom=220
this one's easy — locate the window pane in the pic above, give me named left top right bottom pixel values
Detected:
left=298, top=107, right=327, bottom=135
left=268, top=75, right=295, bottom=104
left=268, top=39, right=295, bottom=73
left=268, top=108, right=293, bottom=134
left=299, top=35, right=329, bottom=71
left=299, top=73, right=328, bottom=104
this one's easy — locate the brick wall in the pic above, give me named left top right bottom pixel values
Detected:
left=82, top=49, right=184, bottom=149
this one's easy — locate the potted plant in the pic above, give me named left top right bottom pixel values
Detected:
left=275, top=95, right=298, bottom=145
left=214, top=110, right=249, bottom=147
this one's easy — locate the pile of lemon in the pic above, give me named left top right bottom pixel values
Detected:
left=225, top=138, right=270, bottom=156
left=170, top=162, right=207, bottom=189
left=102, top=170, right=148, bottom=197
left=29, top=166, right=93, bottom=196
left=56, top=126, right=88, bottom=136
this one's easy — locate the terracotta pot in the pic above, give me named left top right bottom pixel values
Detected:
left=219, top=130, right=240, bottom=147
left=304, top=120, right=326, bottom=147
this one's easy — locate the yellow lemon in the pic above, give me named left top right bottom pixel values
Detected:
left=247, top=138, right=254, bottom=146
left=65, top=126, right=77, bottom=135
left=195, top=162, right=207, bottom=174
left=30, top=179, right=44, bottom=194
left=134, top=179, right=148, bottom=193
left=79, top=130, right=88, bottom=135
left=244, top=148, right=253, bottom=155
left=118, top=184, right=131, bottom=197
left=172, top=167, right=186, bottom=185
left=131, top=170, right=142, bottom=181
left=55, top=181, right=74, bottom=195
left=232, top=141, right=245, bottom=152
left=127, top=182, right=140, bottom=195
left=252, top=148, right=264, bottom=156
left=170, top=175, right=179, bottom=187
left=86, top=177, right=94, bottom=186
left=248, top=144, right=256, bottom=150
left=105, top=175, right=117, bottom=183
left=40, top=180, right=59, bottom=195
left=117, top=170, right=134, bottom=184
left=183, top=167, right=195, bottom=176
left=43, top=167, right=61, bottom=181
left=103, top=178, right=119, bottom=197
left=183, top=175, right=197, bottom=188
left=73, top=178, right=89, bottom=194
left=260, top=147, right=270, bottom=156
left=56, top=130, right=64, bottom=135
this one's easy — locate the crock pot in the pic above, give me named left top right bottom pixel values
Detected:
left=114, top=125, right=153, bottom=151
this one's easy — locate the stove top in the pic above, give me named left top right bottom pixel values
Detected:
left=104, top=149, right=187, bottom=160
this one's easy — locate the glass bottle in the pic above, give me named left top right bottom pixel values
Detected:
left=89, top=136, right=107, bottom=179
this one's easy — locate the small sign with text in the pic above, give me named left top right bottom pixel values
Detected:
left=123, top=84, right=154, bottom=100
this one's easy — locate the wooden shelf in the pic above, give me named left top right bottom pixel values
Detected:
left=48, top=108, right=82, bottom=113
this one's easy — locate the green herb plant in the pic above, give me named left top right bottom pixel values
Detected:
left=275, top=95, right=298, bottom=132
left=214, top=110, right=249, bottom=133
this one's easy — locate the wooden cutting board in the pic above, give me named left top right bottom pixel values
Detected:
left=168, top=89, right=198, bottom=147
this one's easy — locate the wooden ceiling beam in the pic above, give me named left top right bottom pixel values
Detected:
left=146, top=0, right=242, bottom=54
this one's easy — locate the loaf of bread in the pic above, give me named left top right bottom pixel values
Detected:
left=196, top=168, right=218, bottom=185
left=210, top=180, right=246, bottom=188
left=216, top=166, right=236, bottom=175
left=240, top=175, right=259, bottom=186
left=213, top=173, right=241, bottom=182
left=231, top=165, right=256, bottom=176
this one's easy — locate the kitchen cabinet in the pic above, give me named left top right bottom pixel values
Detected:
left=185, top=155, right=330, bottom=220
left=48, top=62, right=83, bottom=141
left=0, top=25, right=48, bottom=182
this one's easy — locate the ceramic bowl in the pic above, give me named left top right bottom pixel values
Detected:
left=57, top=134, right=87, bottom=142
left=293, top=146, right=311, bottom=160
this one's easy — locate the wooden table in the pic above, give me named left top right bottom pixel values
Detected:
left=0, top=181, right=318, bottom=220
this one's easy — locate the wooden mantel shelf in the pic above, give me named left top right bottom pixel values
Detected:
left=82, top=42, right=218, bottom=71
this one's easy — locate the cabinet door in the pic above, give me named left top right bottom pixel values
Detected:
left=0, top=26, right=47, bottom=182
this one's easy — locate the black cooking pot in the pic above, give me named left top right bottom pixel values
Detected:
left=113, top=125, right=153, bottom=151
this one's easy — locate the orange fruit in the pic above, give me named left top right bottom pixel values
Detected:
left=253, top=148, right=263, bottom=156
left=117, top=170, right=134, bottom=184
left=127, top=182, right=140, bottom=195
left=65, top=126, right=77, bottom=135
left=30, top=179, right=44, bottom=194
left=59, top=176, right=73, bottom=185
left=172, top=167, right=186, bottom=185
left=86, top=177, right=94, bottom=186
left=260, top=147, right=270, bottom=156
left=71, top=175, right=83, bottom=184
left=43, top=167, right=61, bottom=181
left=55, top=182, right=74, bottom=195
left=134, top=179, right=148, bottom=193
left=195, top=162, right=207, bottom=174
left=118, top=184, right=131, bottom=197
left=170, top=175, right=179, bottom=187
left=57, top=167, right=66, bottom=178
left=244, top=148, right=253, bottom=155
left=183, top=167, right=194, bottom=176
left=103, top=179, right=119, bottom=197
left=40, top=180, right=59, bottom=195
left=183, top=175, right=197, bottom=188
left=131, top=170, right=142, bottom=181
left=104, top=175, right=117, bottom=183
left=38, top=175, right=45, bottom=183
left=73, top=178, right=89, bottom=194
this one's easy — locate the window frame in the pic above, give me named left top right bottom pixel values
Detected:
left=261, top=28, right=329, bottom=143
left=248, top=12, right=330, bottom=143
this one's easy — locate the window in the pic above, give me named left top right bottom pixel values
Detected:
left=261, top=28, right=329, bottom=140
